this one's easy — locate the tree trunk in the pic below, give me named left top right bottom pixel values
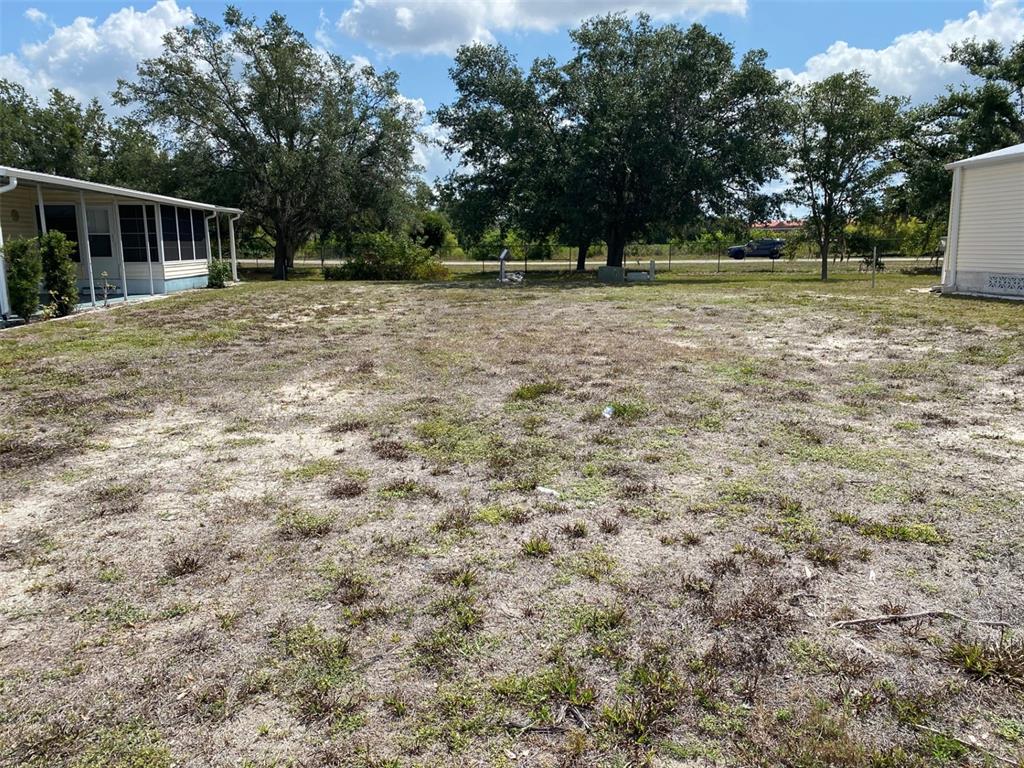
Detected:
left=273, top=239, right=291, bottom=281
left=576, top=242, right=590, bottom=272
left=819, top=232, right=830, bottom=281
left=606, top=229, right=626, bottom=268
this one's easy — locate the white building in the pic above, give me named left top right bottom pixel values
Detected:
left=942, top=142, right=1024, bottom=298
left=0, top=167, right=243, bottom=319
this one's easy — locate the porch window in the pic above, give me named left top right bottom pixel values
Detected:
left=35, top=204, right=80, bottom=260
left=177, top=207, right=195, bottom=260
left=118, top=205, right=159, bottom=262
left=191, top=210, right=207, bottom=259
left=85, top=207, right=113, bottom=259
left=161, top=205, right=180, bottom=260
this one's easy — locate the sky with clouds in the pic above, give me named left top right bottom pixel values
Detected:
left=2, top=0, right=1023, bottom=183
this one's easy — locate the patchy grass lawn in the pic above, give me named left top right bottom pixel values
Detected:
left=1, top=268, right=1022, bottom=767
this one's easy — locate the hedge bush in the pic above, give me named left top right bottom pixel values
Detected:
left=39, top=231, right=78, bottom=317
left=4, top=237, right=43, bottom=323
left=324, top=233, right=450, bottom=281
left=208, top=259, right=232, bottom=288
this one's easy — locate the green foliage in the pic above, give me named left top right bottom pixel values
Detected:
left=438, top=14, right=789, bottom=267
left=277, top=506, right=335, bottom=538
left=948, top=636, right=1024, bottom=685
left=4, top=236, right=43, bottom=323
left=72, top=723, right=172, bottom=768
left=788, top=71, right=905, bottom=278
left=207, top=259, right=232, bottom=288
left=412, top=209, right=452, bottom=253
left=325, top=233, right=450, bottom=281
left=511, top=380, right=561, bottom=401
left=522, top=535, right=553, bottom=557
left=602, top=647, right=683, bottom=743
left=117, top=10, right=419, bottom=279
left=38, top=231, right=78, bottom=317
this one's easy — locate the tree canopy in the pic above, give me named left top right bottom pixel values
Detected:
left=788, top=72, right=905, bottom=279
left=437, top=14, right=790, bottom=268
left=116, top=6, right=420, bottom=279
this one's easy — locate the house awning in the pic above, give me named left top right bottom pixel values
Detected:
left=0, top=165, right=243, bottom=214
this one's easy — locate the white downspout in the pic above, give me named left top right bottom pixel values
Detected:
left=0, top=176, right=18, bottom=318
left=228, top=213, right=240, bottom=282
left=111, top=199, right=128, bottom=301
left=216, top=214, right=223, bottom=260
left=78, top=190, right=96, bottom=307
left=942, top=166, right=963, bottom=293
left=204, top=211, right=215, bottom=265
left=36, top=184, right=47, bottom=234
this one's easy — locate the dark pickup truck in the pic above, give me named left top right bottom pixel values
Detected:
left=727, top=239, right=785, bottom=260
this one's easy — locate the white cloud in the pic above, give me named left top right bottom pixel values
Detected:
left=24, top=7, right=48, bottom=24
left=0, top=0, right=192, bottom=103
left=315, top=8, right=336, bottom=50
left=398, top=95, right=455, bottom=181
left=338, top=0, right=747, bottom=55
left=777, top=0, right=1024, bottom=102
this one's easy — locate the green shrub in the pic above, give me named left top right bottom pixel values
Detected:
left=323, top=264, right=347, bottom=280
left=324, top=233, right=450, bottom=281
left=39, top=231, right=78, bottom=317
left=3, top=237, right=43, bottom=323
left=207, top=259, right=232, bottom=288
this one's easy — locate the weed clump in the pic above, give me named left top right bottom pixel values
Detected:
left=511, top=381, right=561, bottom=401
left=522, top=535, right=553, bottom=557
left=277, top=507, right=334, bottom=538
left=949, top=635, right=1024, bottom=687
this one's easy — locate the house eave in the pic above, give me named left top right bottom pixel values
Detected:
left=0, top=166, right=243, bottom=215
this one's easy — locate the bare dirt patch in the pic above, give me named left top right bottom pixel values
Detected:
left=1, top=272, right=1022, bottom=767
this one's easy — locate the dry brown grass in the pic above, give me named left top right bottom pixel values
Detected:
left=1, top=269, right=1022, bottom=766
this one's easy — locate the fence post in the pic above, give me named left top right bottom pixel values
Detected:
left=871, top=245, right=877, bottom=288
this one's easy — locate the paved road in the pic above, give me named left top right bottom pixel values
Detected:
left=237, top=256, right=939, bottom=268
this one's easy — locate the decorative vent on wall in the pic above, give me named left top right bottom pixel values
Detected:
left=986, top=273, right=1024, bottom=294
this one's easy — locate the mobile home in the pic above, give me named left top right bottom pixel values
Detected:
left=0, top=166, right=243, bottom=319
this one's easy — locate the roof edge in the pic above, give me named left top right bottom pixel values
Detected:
left=944, top=142, right=1024, bottom=171
left=0, top=166, right=243, bottom=215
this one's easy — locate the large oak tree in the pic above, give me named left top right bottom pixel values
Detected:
left=437, top=14, right=789, bottom=268
left=117, top=7, right=419, bottom=279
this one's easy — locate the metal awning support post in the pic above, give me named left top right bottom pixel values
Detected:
left=110, top=198, right=128, bottom=300
left=142, top=205, right=155, bottom=295
left=0, top=176, right=18, bottom=317
left=228, top=213, right=240, bottom=282
left=36, top=185, right=47, bottom=234
left=77, top=190, right=96, bottom=307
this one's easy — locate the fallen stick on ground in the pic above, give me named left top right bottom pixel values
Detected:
left=503, top=721, right=567, bottom=734
left=911, top=724, right=1019, bottom=766
left=831, top=610, right=1014, bottom=630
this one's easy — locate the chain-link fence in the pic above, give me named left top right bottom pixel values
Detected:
left=244, top=236, right=943, bottom=279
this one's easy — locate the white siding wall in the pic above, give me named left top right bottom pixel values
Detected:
left=163, top=260, right=209, bottom=279
left=0, top=185, right=41, bottom=241
left=955, top=158, right=1024, bottom=272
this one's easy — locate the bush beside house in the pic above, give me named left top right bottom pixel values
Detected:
left=208, top=260, right=232, bottom=288
left=39, top=231, right=78, bottom=317
left=4, top=237, right=43, bottom=323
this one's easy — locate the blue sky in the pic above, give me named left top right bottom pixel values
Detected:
left=2, top=0, right=1023, bottom=181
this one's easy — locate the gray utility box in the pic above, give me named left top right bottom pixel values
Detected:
left=597, top=266, right=625, bottom=283
left=597, top=261, right=656, bottom=284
